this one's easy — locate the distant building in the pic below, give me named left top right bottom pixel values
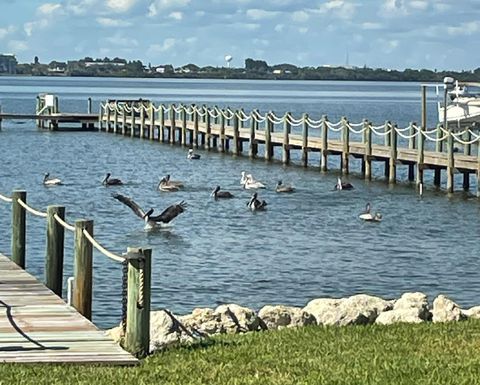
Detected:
left=84, top=61, right=126, bottom=67
left=0, top=54, right=17, bottom=74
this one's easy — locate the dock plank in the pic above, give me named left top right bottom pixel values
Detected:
left=0, top=254, right=137, bottom=365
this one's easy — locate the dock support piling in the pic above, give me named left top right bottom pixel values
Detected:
left=265, top=112, right=272, bottom=161
left=149, top=104, right=155, bottom=140
left=233, top=112, right=240, bottom=156
left=220, top=109, right=225, bottom=153
left=45, top=205, right=65, bottom=297
left=130, top=105, right=135, bottom=138
left=193, top=106, right=199, bottom=148
left=169, top=104, right=175, bottom=144
left=73, top=219, right=93, bottom=320
left=205, top=108, right=211, bottom=151
left=249, top=111, right=256, bottom=158
left=159, top=105, right=165, bottom=142
left=140, top=105, right=145, bottom=139
left=389, top=123, right=398, bottom=184
left=434, top=169, right=441, bottom=188
left=447, top=127, right=454, bottom=193
left=321, top=115, right=328, bottom=172
left=181, top=105, right=187, bottom=145
left=11, top=190, right=27, bottom=269
left=87, top=97, right=92, bottom=114
left=113, top=104, right=118, bottom=134
left=416, top=86, right=427, bottom=191
left=365, top=121, right=372, bottom=180
left=283, top=112, right=291, bottom=165
left=302, top=113, right=309, bottom=167
left=341, top=117, right=349, bottom=175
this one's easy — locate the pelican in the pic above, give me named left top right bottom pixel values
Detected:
left=187, top=149, right=201, bottom=160
left=165, top=174, right=184, bottom=188
left=112, top=193, right=186, bottom=230
left=43, top=173, right=62, bottom=186
left=157, top=177, right=179, bottom=192
left=334, top=177, right=354, bottom=191
left=241, top=172, right=266, bottom=189
left=276, top=180, right=295, bottom=193
left=247, top=192, right=267, bottom=211
left=359, top=203, right=382, bottom=222
left=102, top=173, right=123, bottom=186
left=211, top=186, right=234, bottom=199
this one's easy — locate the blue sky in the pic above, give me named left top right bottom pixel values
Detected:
left=0, top=0, right=478, bottom=70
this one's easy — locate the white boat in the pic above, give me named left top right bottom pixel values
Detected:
left=438, top=77, right=480, bottom=129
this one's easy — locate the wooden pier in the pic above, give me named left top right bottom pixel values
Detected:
left=0, top=254, right=137, bottom=364
left=99, top=99, right=480, bottom=195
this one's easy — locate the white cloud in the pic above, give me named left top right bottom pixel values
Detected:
left=245, top=9, right=279, bottom=20
left=409, top=1, right=428, bottom=10
left=169, top=11, right=183, bottom=20
left=106, top=0, right=137, bottom=13
left=96, top=17, right=132, bottom=27
left=0, top=26, right=15, bottom=40
left=361, top=22, right=382, bottom=30
left=316, top=0, right=356, bottom=20
left=65, top=0, right=96, bottom=16
left=8, top=40, right=28, bottom=52
left=148, top=38, right=176, bottom=54
left=447, top=21, right=480, bottom=36
left=103, top=33, right=139, bottom=47
left=291, top=10, right=309, bottom=23
left=274, top=24, right=285, bottom=32
left=24, top=19, right=49, bottom=36
left=148, top=0, right=190, bottom=17
left=298, top=27, right=308, bottom=34
left=381, top=0, right=408, bottom=17
left=252, top=38, right=269, bottom=46
left=38, top=3, right=62, bottom=15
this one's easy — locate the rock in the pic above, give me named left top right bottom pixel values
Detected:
left=214, top=304, right=262, bottom=333
left=149, top=309, right=195, bottom=352
left=375, top=308, right=426, bottom=325
left=432, top=295, right=467, bottom=323
left=464, top=306, right=480, bottom=319
left=179, top=308, right=222, bottom=335
left=258, top=305, right=316, bottom=330
left=304, top=294, right=393, bottom=326
left=392, top=292, right=431, bottom=321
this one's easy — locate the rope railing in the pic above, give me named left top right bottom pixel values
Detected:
left=82, top=229, right=125, bottom=263
left=17, top=198, right=47, bottom=218
left=53, top=213, right=75, bottom=232
left=0, top=193, right=12, bottom=203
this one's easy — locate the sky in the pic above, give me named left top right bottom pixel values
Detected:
left=0, top=0, right=478, bottom=71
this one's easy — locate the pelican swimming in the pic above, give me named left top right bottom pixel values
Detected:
left=43, top=173, right=62, bottom=186
left=165, top=174, right=184, bottom=188
left=276, top=180, right=295, bottom=193
left=112, top=193, right=186, bottom=230
left=334, top=177, right=354, bottom=191
left=187, top=149, right=201, bottom=160
left=102, top=173, right=123, bottom=186
left=240, top=172, right=266, bottom=189
left=211, top=186, right=234, bottom=199
left=359, top=203, right=382, bottom=222
left=157, top=177, right=179, bottom=192
left=247, top=192, right=267, bottom=211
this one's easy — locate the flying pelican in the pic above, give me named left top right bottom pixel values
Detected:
left=247, top=192, right=267, bottom=211
left=158, top=177, right=179, bottom=192
left=359, top=203, right=382, bottom=222
left=334, top=177, right=354, bottom=191
left=211, top=186, right=234, bottom=199
left=43, top=173, right=62, bottom=186
left=112, top=193, right=186, bottom=230
left=102, top=173, right=123, bottom=186
left=275, top=180, right=295, bottom=193
left=187, top=149, right=201, bottom=160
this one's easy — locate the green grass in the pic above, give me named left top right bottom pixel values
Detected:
left=3, top=321, right=480, bottom=385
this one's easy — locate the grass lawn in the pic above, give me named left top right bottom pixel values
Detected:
left=2, top=320, right=480, bottom=385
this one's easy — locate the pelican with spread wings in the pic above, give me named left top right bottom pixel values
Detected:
left=112, top=193, right=187, bottom=230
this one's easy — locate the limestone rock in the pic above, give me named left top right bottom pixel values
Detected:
left=214, top=304, right=262, bottom=333
left=393, top=292, right=431, bottom=321
left=258, top=305, right=316, bottom=330
left=375, top=308, right=426, bottom=325
left=464, top=306, right=480, bottom=319
left=179, top=308, right=222, bottom=335
left=149, top=309, right=195, bottom=352
left=432, top=295, right=467, bottom=323
left=303, top=298, right=344, bottom=325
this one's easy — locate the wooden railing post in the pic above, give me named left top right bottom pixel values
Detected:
left=45, top=205, right=65, bottom=296
left=193, top=106, right=199, bottom=148
left=320, top=115, right=328, bottom=172
left=416, top=127, right=425, bottom=190
left=130, top=104, right=135, bottom=138
left=113, top=103, right=118, bottom=134
left=264, top=112, right=272, bottom=161
left=365, top=121, right=372, bottom=180
left=73, top=219, right=93, bottom=320
left=341, top=117, right=349, bottom=175
left=301, top=113, right=309, bottom=167
left=124, top=247, right=151, bottom=358
left=219, top=109, right=226, bottom=153
left=139, top=104, right=145, bottom=138
left=205, top=108, right=211, bottom=151
left=11, top=190, right=26, bottom=269
left=447, top=127, right=454, bottom=193
left=105, top=103, right=111, bottom=132
left=181, top=105, right=187, bottom=145
left=249, top=111, right=256, bottom=158
left=87, top=97, right=92, bottom=114
left=149, top=104, right=155, bottom=140
left=169, top=104, right=176, bottom=144
left=233, top=111, right=240, bottom=156
left=121, top=103, right=127, bottom=135
left=389, top=124, right=398, bottom=184
left=282, top=112, right=291, bottom=165
left=408, top=122, right=416, bottom=181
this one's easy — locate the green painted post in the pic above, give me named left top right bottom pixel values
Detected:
left=282, top=112, right=291, bottom=165
left=124, top=247, right=151, bottom=358
left=320, top=115, right=328, bottom=172
left=45, top=205, right=65, bottom=296
left=11, top=190, right=26, bottom=269
left=73, top=219, right=93, bottom=320
left=302, top=113, right=309, bottom=167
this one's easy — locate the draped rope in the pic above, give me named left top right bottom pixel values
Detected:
left=0, top=193, right=12, bottom=203
left=82, top=229, right=125, bottom=263
left=16, top=199, right=47, bottom=218
left=53, top=213, right=75, bottom=232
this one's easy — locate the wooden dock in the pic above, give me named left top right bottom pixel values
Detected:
left=0, top=254, right=137, bottom=364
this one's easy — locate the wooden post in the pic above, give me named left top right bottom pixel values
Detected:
left=130, top=104, right=135, bottom=138
left=301, top=113, right=308, bottom=167
left=73, top=219, right=93, bottom=320
left=463, top=173, right=470, bottom=191
left=205, top=108, right=211, bottom=151
left=249, top=111, right=256, bottom=158
left=124, top=247, right=151, bottom=359
left=200, top=106, right=206, bottom=147
left=464, top=129, right=471, bottom=156
left=121, top=104, right=127, bottom=135
left=321, top=115, right=328, bottom=172
left=416, top=86, right=426, bottom=190
left=341, top=117, right=349, bottom=174
left=45, top=205, right=65, bottom=297
left=233, top=111, right=240, bottom=156
left=447, top=127, right=454, bottom=193
left=0, top=104, right=2, bottom=131
left=179, top=105, right=186, bottom=145
left=105, top=103, right=111, bottom=132
left=265, top=112, right=272, bottom=161
left=113, top=103, right=118, bottom=134
left=407, top=122, right=416, bottom=181
left=169, top=104, right=176, bottom=144
left=11, top=190, right=26, bottom=269
left=139, top=105, right=145, bottom=139
left=149, top=104, right=155, bottom=140
left=434, top=168, right=441, bottom=187
left=389, top=124, right=398, bottom=184
left=477, top=144, right=480, bottom=198
left=219, top=109, right=226, bottom=153
left=35, top=96, right=40, bottom=128
left=193, top=106, right=199, bottom=148
left=87, top=97, right=92, bottom=114
left=283, top=112, right=291, bottom=164
left=436, top=123, right=444, bottom=152
left=159, top=104, right=165, bottom=142
left=365, top=121, right=372, bottom=180
left=384, top=121, right=390, bottom=179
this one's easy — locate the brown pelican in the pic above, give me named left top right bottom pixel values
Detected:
left=43, top=173, right=63, bottom=186
left=158, top=177, right=179, bottom=192
left=359, top=203, right=382, bottom=222
left=102, top=173, right=123, bottom=186
left=165, top=174, right=184, bottom=188
left=187, top=149, right=201, bottom=159
left=112, top=193, right=186, bottom=229
left=247, top=192, right=267, bottom=211
left=211, top=186, right=234, bottom=199
left=275, top=180, right=295, bottom=193
left=334, top=177, right=354, bottom=191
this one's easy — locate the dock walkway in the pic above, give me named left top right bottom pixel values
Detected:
left=0, top=254, right=137, bottom=364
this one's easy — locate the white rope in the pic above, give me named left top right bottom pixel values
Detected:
left=82, top=229, right=125, bottom=263
left=306, top=118, right=324, bottom=129
left=222, top=109, right=235, bottom=120
left=236, top=111, right=251, bottom=122
left=17, top=199, right=47, bottom=218
left=252, top=111, right=266, bottom=123
left=161, top=105, right=171, bottom=113
left=396, top=129, right=419, bottom=139
left=422, top=131, right=449, bottom=142
left=371, top=125, right=392, bottom=136
left=347, top=122, right=367, bottom=134
left=451, top=131, right=480, bottom=145
left=0, top=193, right=12, bottom=203
left=172, top=105, right=183, bottom=114
left=208, top=109, right=220, bottom=119
left=308, top=117, right=323, bottom=125
left=286, top=115, right=304, bottom=126
left=326, top=121, right=343, bottom=132
left=53, top=213, right=75, bottom=232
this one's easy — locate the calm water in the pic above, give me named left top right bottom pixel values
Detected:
left=0, top=77, right=479, bottom=328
